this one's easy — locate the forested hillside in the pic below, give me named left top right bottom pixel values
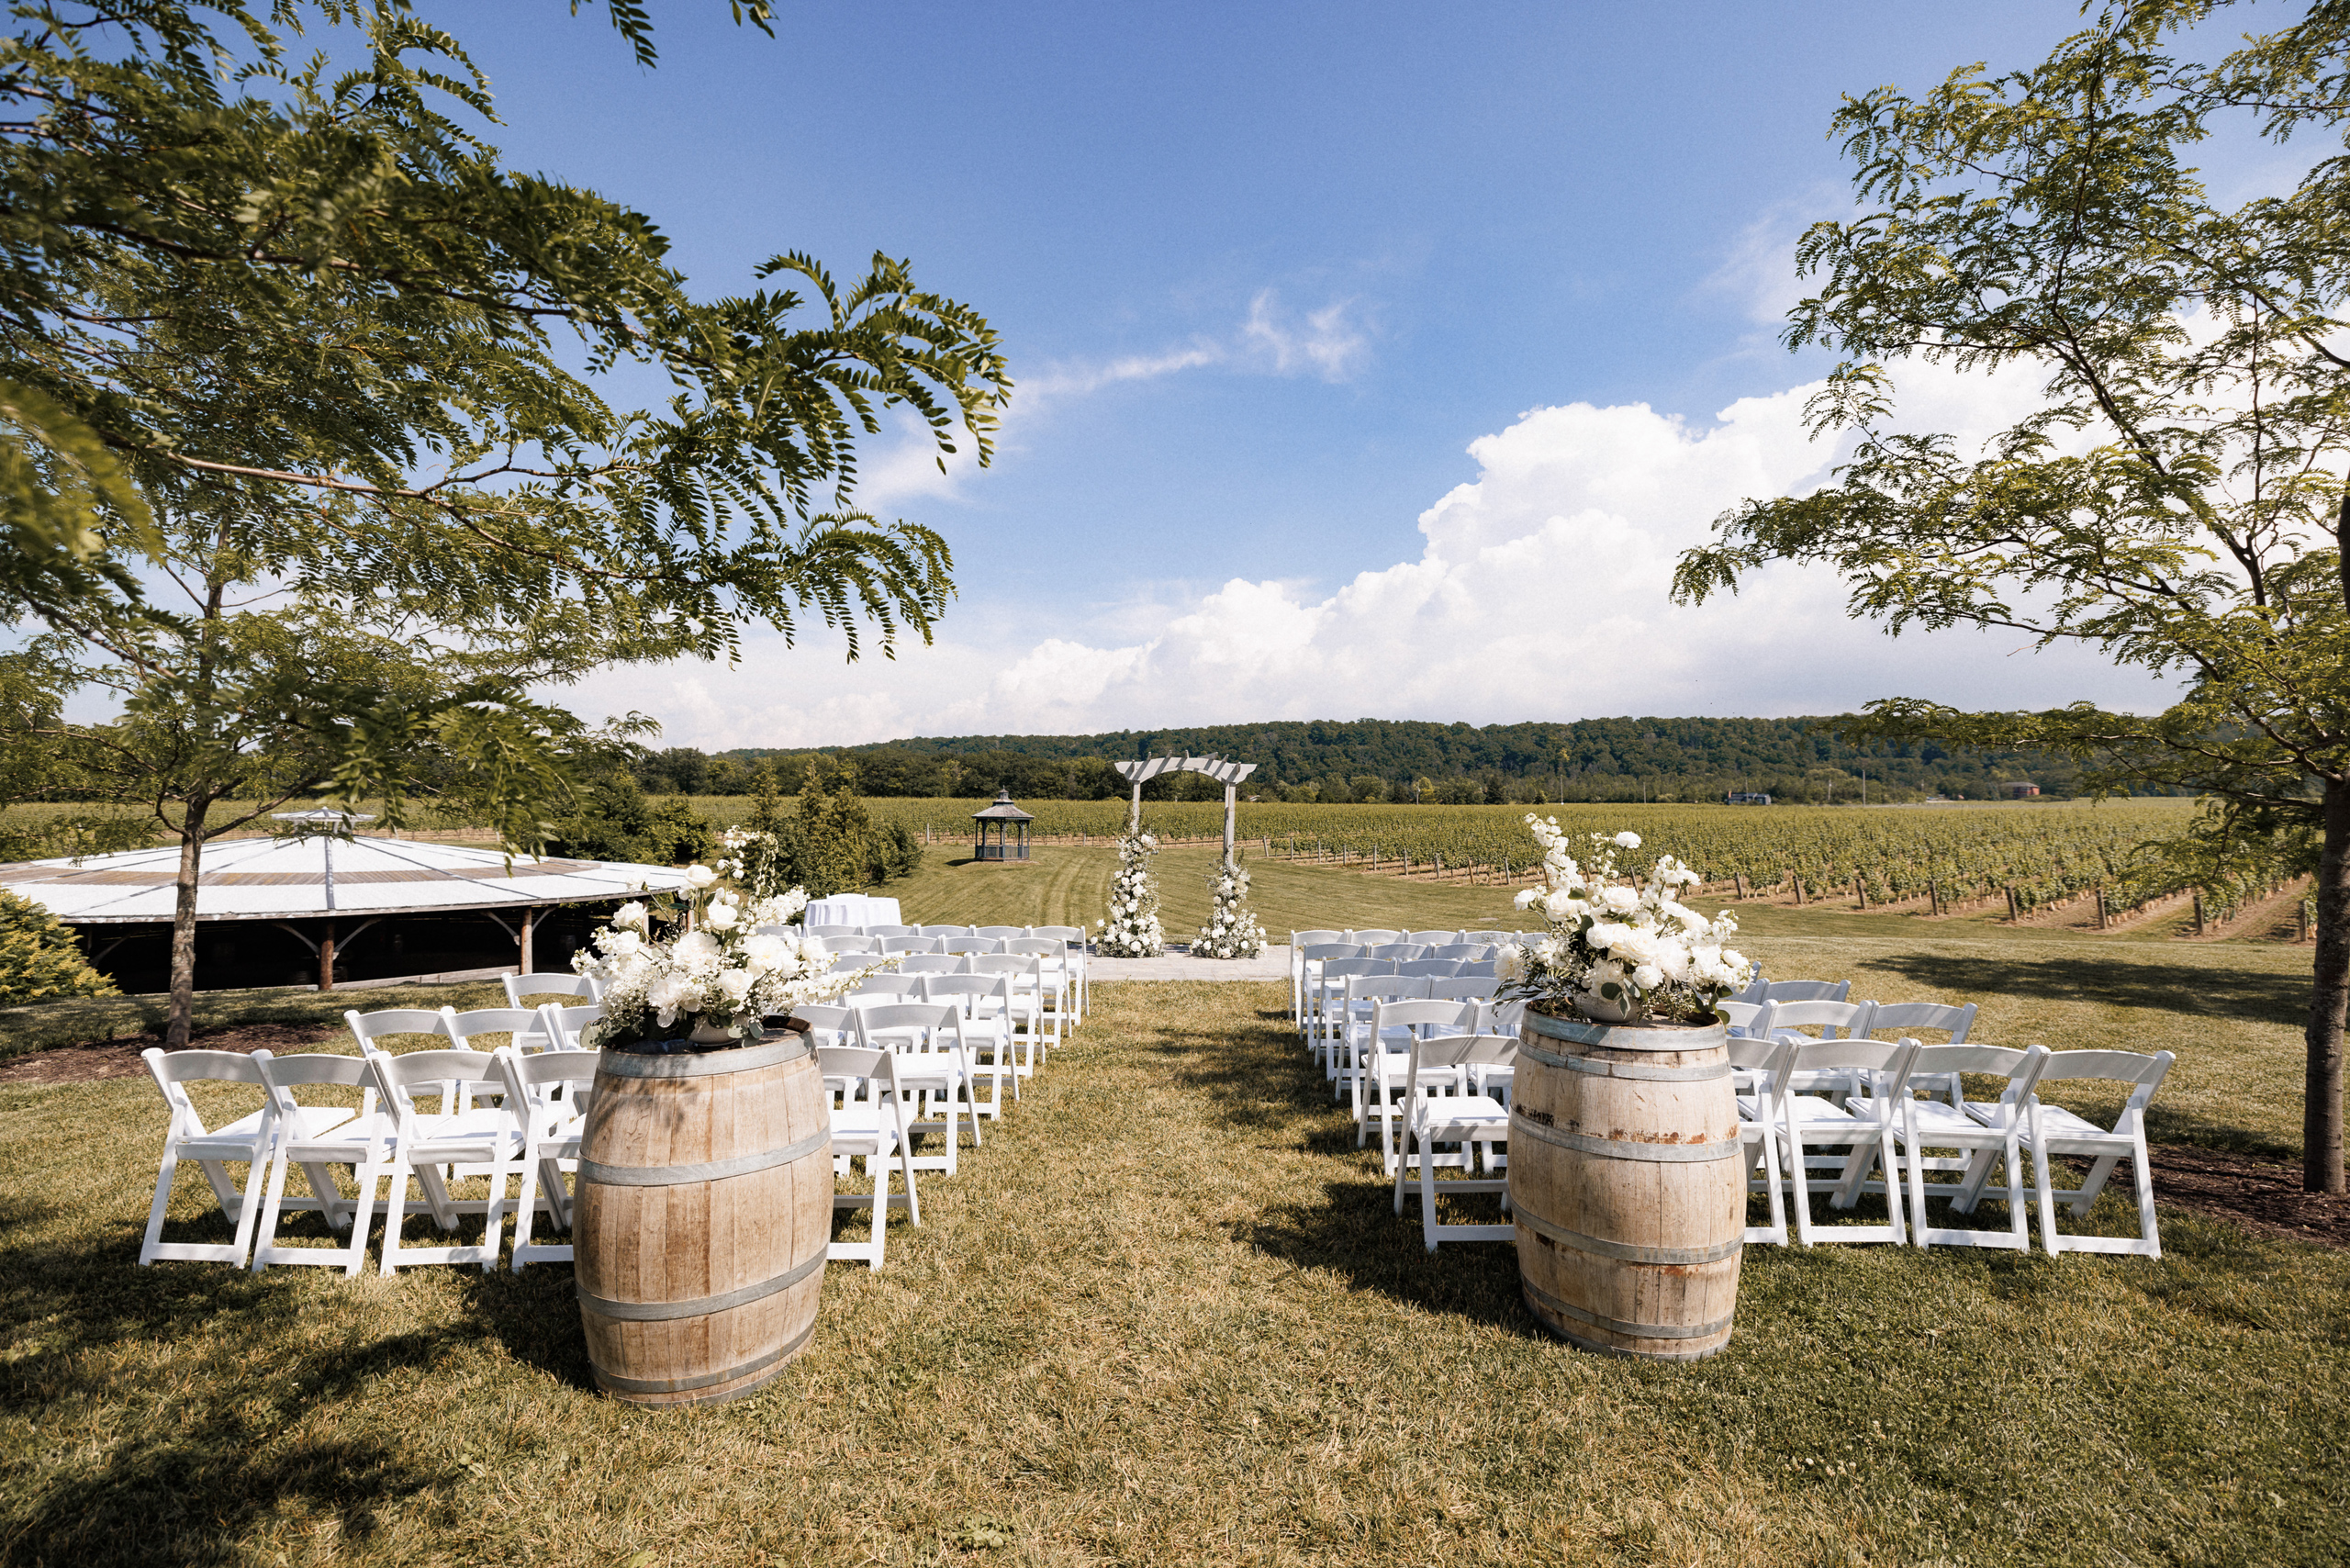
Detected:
left=636, top=717, right=2157, bottom=805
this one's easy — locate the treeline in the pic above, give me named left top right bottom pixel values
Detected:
left=632, top=716, right=2172, bottom=805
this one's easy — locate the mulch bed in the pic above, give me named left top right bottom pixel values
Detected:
left=0, top=1024, right=343, bottom=1085
left=8, top=1032, right=2345, bottom=1250
left=2136, top=1143, right=2350, bottom=1250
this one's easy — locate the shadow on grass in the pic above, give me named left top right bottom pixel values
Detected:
left=0, top=1229, right=455, bottom=1567
left=1865, top=947, right=2308, bottom=1026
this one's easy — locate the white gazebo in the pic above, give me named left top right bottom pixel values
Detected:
left=0, top=827, right=691, bottom=990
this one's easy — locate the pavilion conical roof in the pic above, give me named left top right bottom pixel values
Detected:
left=0, top=833, right=692, bottom=924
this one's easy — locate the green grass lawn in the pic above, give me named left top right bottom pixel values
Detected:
left=3, top=980, right=2344, bottom=1567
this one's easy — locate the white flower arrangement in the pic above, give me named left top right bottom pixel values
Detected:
left=573, top=867, right=864, bottom=1049
left=1192, top=854, right=1267, bottom=958
left=713, top=823, right=795, bottom=902
left=1499, top=817, right=1753, bottom=1024
left=1096, top=829, right=1165, bottom=958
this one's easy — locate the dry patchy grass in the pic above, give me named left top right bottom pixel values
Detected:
left=2, top=982, right=2345, bottom=1567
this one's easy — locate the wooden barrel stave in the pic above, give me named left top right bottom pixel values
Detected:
left=576, top=1036, right=832, bottom=1406
left=1510, top=1014, right=1742, bottom=1361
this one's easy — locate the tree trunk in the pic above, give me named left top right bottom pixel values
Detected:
left=2305, top=778, right=2350, bottom=1193
left=166, top=799, right=211, bottom=1050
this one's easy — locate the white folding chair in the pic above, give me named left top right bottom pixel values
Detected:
left=2016, top=1050, right=2174, bottom=1258
left=1402, top=929, right=1460, bottom=947
left=344, top=1007, right=453, bottom=1055
left=803, top=923, right=864, bottom=938
left=360, top=1048, right=520, bottom=1274
left=1363, top=943, right=1427, bottom=963
left=139, top=1048, right=296, bottom=1267
left=823, top=935, right=882, bottom=956
left=1874, top=1044, right=2049, bottom=1251
left=867, top=924, right=919, bottom=938
left=1729, top=1036, right=1795, bottom=1246
left=1289, top=931, right=1346, bottom=1020
left=851, top=975, right=924, bottom=1002
left=852, top=1002, right=980, bottom=1175
left=248, top=1051, right=396, bottom=1274
left=940, top=936, right=1002, bottom=956
left=1297, top=944, right=1362, bottom=1044
left=1393, top=1034, right=1516, bottom=1249
left=1760, top=979, right=1852, bottom=1004
left=496, top=1047, right=600, bottom=1271
left=1336, top=974, right=1430, bottom=1111
left=918, top=974, right=1019, bottom=1116
left=444, top=1006, right=550, bottom=1056
left=879, top=935, right=943, bottom=955
left=897, top=954, right=969, bottom=976
left=1358, top=998, right=1481, bottom=1169
left=1350, top=929, right=1404, bottom=946
left=1765, top=999, right=1878, bottom=1040
left=504, top=972, right=599, bottom=1009
left=1721, top=999, right=1776, bottom=1039
left=1031, top=925, right=1092, bottom=1022
left=1429, top=944, right=1488, bottom=962
left=536, top=1002, right=602, bottom=1052
left=1463, top=930, right=1512, bottom=946
left=822, top=1046, right=919, bottom=1270
left=973, top=925, right=1025, bottom=941
left=1395, top=958, right=1465, bottom=980
left=968, top=954, right=1050, bottom=1066
left=1004, top=938, right=1073, bottom=1047
left=1311, top=958, right=1387, bottom=1067
left=1768, top=1038, right=1919, bottom=1246
left=1866, top=1001, right=1977, bottom=1044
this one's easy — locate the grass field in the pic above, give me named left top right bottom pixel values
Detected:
left=3, top=967, right=2344, bottom=1567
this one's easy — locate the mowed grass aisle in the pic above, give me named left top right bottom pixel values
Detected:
left=4, top=983, right=2347, bottom=1566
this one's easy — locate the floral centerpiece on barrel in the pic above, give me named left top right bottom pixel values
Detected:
left=1097, top=828, right=1165, bottom=957
left=1498, top=819, right=1753, bottom=1022
left=574, top=865, right=866, bottom=1049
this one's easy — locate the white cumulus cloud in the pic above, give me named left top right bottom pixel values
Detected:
left=577, top=365, right=2175, bottom=749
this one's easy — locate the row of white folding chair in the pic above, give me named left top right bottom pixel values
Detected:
left=1303, top=955, right=1498, bottom=1046
left=1288, top=931, right=1521, bottom=1018
left=138, top=1037, right=528, bottom=1276
left=849, top=954, right=1061, bottom=1055
left=1352, top=996, right=1517, bottom=1170
left=1327, top=973, right=1504, bottom=1097
left=1312, top=961, right=1497, bottom=1063
left=1732, top=1036, right=2172, bottom=1255
left=806, top=924, right=1091, bottom=1022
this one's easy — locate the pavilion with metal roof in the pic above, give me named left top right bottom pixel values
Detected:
left=0, top=820, right=691, bottom=991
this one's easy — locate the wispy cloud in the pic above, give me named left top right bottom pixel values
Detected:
left=1239, top=290, right=1371, bottom=381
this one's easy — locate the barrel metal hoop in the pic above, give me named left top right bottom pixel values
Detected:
left=577, top=1249, right=823, bottom=1323
left=597, top=1036, right=810, bottom=1079
left=1515, top=1205, right=1744, bottom=1265
left=1521, top=1276, right=1735, bottom=1341
left=1519, top=1041, right=1729, bottom=1082
left=1522, top=1013, right=1727, bottom=1055
left=591, top=1317, right=817, bottom=1394
left=581, top=1127, right=830, bottom=1188
left=1508, top=1109, right=1740, bottom=1163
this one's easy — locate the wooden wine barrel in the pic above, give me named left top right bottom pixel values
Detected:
left=1508, top=1011, right=1743, bottom=1361
left=575, top=1033, right=832, bottom=1406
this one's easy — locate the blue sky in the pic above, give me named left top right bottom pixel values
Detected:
left=451, top=1, right=2188, bottom=747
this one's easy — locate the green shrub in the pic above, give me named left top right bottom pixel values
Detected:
left=0, top=890, right=118, bottom=1006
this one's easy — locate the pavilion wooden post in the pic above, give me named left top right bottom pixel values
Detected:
left=520, top=908, right=535, bottom=973
left=318, top=921, right=337, bottom=991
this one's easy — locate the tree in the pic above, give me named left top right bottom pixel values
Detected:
left=1672, top=0, right=2350, bottom=1191
left=0, top=2, right=1010, bottom=1042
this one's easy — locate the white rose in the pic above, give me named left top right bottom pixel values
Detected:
left=1632, top=963, right=1664, bottom=990
left=1543, top=888, right=1585, bottom=921
left=716, top=969, right=755, bottom=1003
left=1598, top=886, right=1640, bottom=914
left=742, top=933, right=789, bottom=973
left=606, top=929, right=643, bottom=958
left=1614, top=832, right=1641, bottom=849
left=674, top=930, right=722, bottom=968
left=1585, top=920, right=1629, bottom=950
left=612, top=901, right=648, bottom=932
left=685, top=863, right=719, bottom=890
left=704, top=902, right=739, bottom=932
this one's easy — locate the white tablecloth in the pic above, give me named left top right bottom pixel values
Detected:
left=803, top=894, right=903, bottom=928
